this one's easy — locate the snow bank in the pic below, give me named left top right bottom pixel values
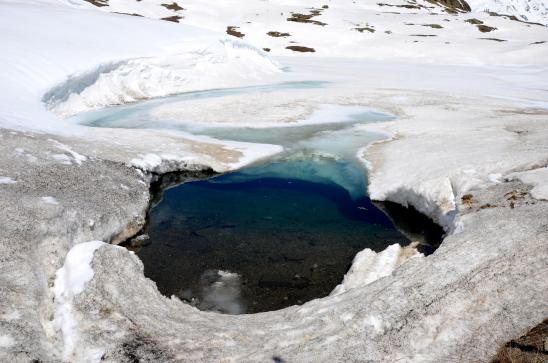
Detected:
left=46, top=40, right=280, bottom=117
left=331, top=243, right=423, bottom=296
left=0, top=0, right=285, bottom=174
left=0, top=1, right=280, bottom=132
left=53, top=241, right=106, bottom=362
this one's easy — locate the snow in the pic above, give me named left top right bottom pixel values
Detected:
left=95, top=0, right=548, bottom=60
left=53, top=241, right=106, bottom=362
left=467, top=0, right=548, bottom=25
left=508, top=167, right=548, bottom=200
left=128, top=135, right=283, bottom=172
left=50, top=140, right=87, bottom=165
left=0, top=311, right=20, bottom=321
left=41, top=196, right=60, bottom=205
left=47, top=41, right=280, bottom=117
left=0, top=335, right=14, bottom=348
left=331, top=243, right=423, bottom=296
left=0, top=177, right=17, bottom=185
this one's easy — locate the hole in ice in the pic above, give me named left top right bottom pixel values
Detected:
left=127, top=156, right=442, bottom=314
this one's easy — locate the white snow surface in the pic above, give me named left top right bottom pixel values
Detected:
left=331, top=243, right=423, bottom=296
left=509, top=167, right=548, bottom=200
left=0, top=335, right=15, bottom=349
left=41, top=196, right=60, bottom=205
left=52, top=241, right=106, bottom=362
left=467, top=0, right=548, bottom=25
left=47, top=41, right=280, bottom=117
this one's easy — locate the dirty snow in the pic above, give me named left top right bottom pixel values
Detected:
left=509, top=167, right=548, bottom=200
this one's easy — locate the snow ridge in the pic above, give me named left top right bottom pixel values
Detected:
left=46, top=39, right=280, bottom=117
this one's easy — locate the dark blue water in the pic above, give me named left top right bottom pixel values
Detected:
left=134, top=159, right=411, bottom=314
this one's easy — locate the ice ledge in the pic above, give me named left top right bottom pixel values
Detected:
left=43, top=39, right=281, bottom=118
left=331, top=243, right=423, bottom=296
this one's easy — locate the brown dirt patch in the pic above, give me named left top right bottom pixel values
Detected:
left=354, top=27, right=376, bottom=33
left=161, top=15, right=182, bottom=23
left=477, top=24, right=497, bottom=32
left=83, top=0, right=109, bottom=7
left=425, top=0, right=471, bottom=13
left=267, top=31, right=291, bottom=37
left=286, top=45, right=316, bottom=53
left=287, top=10, right=327, bottom=26
left=492, top=319, right=548, bottom=363
left=161, top=2, right=184, bottom=11
left=465, top=18, right=484, bottom=24
left=226, top=26, right=245, bottom=38
left=479, top=37, right=507, bottom=42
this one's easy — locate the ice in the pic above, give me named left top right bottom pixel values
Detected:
left=0, top=335, right=14, bottom=348
left=509, top=167, right=548, bottom=200
left=331, top=243, right=423, bottom=296
left=50, top=140, right=87, bottom=165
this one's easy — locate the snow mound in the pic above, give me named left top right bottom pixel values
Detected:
left=45, top=39, right=280, bottom=117
left=53, top=241, right=106, bottom=362
left=331, top=243, right=423, bottom=296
